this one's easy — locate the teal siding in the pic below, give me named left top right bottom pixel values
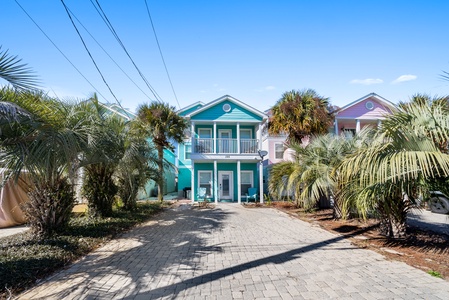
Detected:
left=178, top=167, right=192, bottom=191
left=194, top=125, right=255, bottom=138
left=191, top=100, right=263, bottom=122
left=178, top=143, right=192, bottom=167
left=192, top=162, right=259, bottom=201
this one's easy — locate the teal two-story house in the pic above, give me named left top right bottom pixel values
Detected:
left=177, top=95, right=268, bottom=204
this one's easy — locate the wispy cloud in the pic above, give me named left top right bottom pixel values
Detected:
left=391, top=74, right=417, bottom=84
left=349, top=78, right=383, bottom=85
left=255, top=85, right=276, bottom=92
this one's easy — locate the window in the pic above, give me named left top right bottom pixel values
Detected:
left=185, top=143, right=191, bottom=159
left=275, top=143, right=284, bottom=159
left=240, top=129, right=254, bottom=153
left=198, top=171, right=212, bottom=197
left=240, top=171, right=253, bottom=196
left=197, top=128, right=212, bottom=152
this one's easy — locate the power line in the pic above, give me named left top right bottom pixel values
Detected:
left=60, top=0, right=122, bottom=107
left=144, top=0, right=181, bottom=109
left=90, top=0, right=163, bottom=103
left=14, top=0, right=109, bottom=102
left=66, top=5, right=153, bottom=102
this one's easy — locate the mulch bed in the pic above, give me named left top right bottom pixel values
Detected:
left=255, top=202, right=449, bottom=280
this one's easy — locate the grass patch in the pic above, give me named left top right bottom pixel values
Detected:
left=428, top=270, right=443, bottom=278
left=0, top=201, right=166, bottom=298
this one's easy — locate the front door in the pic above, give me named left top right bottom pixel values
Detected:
left=218, top=171, right=233, bottom=201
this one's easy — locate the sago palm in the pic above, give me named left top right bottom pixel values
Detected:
left=0, top=88, right=88, bottom=236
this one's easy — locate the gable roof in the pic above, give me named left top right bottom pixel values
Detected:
left=177, top=101, right=205, bottom=116
left=334, top=93, right=396, bottom=115
left=184, top=95, right=268, bottom=120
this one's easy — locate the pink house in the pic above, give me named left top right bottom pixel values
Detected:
left=333, top=93, right=396, bottom=135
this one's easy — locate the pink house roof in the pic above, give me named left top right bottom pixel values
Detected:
left=334, top=93, right=396, bottom=120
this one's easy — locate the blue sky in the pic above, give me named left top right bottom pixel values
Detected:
left=2, top=0, right=449, bottom=112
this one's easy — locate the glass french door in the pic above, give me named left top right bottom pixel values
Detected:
left=219, top=171, right=233, bottom=200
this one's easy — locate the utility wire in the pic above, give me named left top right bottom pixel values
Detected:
left=14, top=0, right=108, bottom=102
left=60, top=0, right=122, bottom=107
left=144, top=0, right=181, bottom=109
left=66, top=6, right=153, bottom=102
left=90, top=0, right=163, bottom=103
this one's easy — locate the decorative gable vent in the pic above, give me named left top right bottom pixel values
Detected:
left=223, top=103, right=231, bottom=112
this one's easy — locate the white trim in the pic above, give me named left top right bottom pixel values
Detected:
left=274, top=142, right=284, bottom=160
left=191, top=161, right=195, bottom=203
left=237, top=161, right=241, bottom=204
left=177, top=101, right=205, bottom=114
left=333, top=93, right=396, bottom=116
left=218, top=129, right=232, bottom=139
left=240, top=170, right=253, bottom=196
left=218, top=171, right=233, bottom=200
left=214, top=161, right=218, bottom=203
left=198, top=128, right=212, bottom=138
left=240, top=128, right=252, bottom=139
left=198, top=170, right=213, bottom=199
left=184, top=95, right=268, bottom=120
left=184, top=143, right=192, bottom=160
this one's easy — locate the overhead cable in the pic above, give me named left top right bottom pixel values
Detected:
left=60, top=0, right=122, bottom=107
left=14, top=0, right=109, bottom=102
left=66, top=5, right=153, bottom=102
left=90, top=0, right=163, bottom=103
left=144, top=0, right=181, bottom=109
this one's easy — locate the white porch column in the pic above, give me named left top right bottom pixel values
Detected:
left=191, top=122, right=195, bottom=152
left=258, top=123, right=262, bottom=150
left=214, top=160, right=218, bottom=204
left=191, top=161, right=195, bottom=203
left=213, top=122, right=217, bottom=154
left=356, top=119, right=361, bottom=133
left=259, top=160, right=264, bottom=204
left=237, top=160, right=241, bottom=204
left=334, top=119, right=339, bottom=135
left=237, top=122, right=240, bottom=154
left=377, top=119, right=382, bottom=129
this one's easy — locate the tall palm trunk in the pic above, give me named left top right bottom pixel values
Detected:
left=157, top=145, right=164, bottom=202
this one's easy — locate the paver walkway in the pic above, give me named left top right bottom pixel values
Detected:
left=18, top=203, right=449, bottom=299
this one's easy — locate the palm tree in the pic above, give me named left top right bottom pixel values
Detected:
left=137, top=101, right=187, bottom=202
left=78, top=97, right=127, bottom=217
left=338, top=94, right=449, bottom=238
left=0, top=88, right=88, bottom=236
left=0, top=46, right=38, bottom=90
left=269, top=130, right=370, bottom=217
left=269, top=89, right=333, bottom=144
left=116, top=119, right=159, bottom=210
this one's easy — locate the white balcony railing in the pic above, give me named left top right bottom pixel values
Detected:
left=194, top=138, right=258, bottom=154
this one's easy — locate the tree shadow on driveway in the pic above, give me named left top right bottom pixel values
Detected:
left=19, top=206, right=378, bottom=299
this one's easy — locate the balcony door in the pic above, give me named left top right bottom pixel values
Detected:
left=219, top=171, right=233, bottom=201
left=218, top=130, right=232, bottom=153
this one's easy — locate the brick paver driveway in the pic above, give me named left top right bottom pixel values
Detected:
left=19, top=203, right=449, bottom=299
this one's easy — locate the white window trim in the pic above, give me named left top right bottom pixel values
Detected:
left=198, top=128, right=212, bottom=138
left=218, top=129, right=232, bottom=138
left=184, top=143, right=191, bottom=160
left=240, top=129, right=252, bottom=139
left=274, top=142, right=284, bottom=159
left=240, top=171, right=253, bottom=196
left=198, top=170, right=213, bottom=196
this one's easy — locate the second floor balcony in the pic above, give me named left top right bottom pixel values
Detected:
left=194, top=138, right=259, bottom=154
